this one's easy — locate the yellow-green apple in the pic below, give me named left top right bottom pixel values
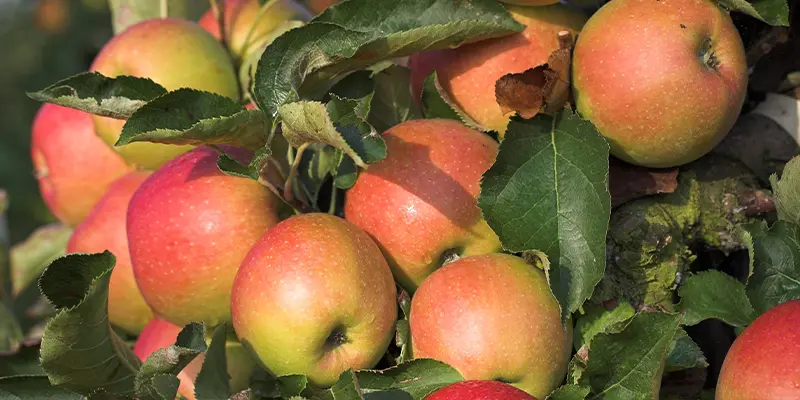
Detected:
left=90, top=18, right=239, bottom=170
left=231, top=213, right=397, bottom=387
left=67, top=171, right=152, bottom=335
left=572, top=0, right=747, bottom=168
left=408, top=4, right=587, bottom=136
left=410, top=254, right=572, bottom=399
left=133, top=318, right=255, bottom=400
left=127, top=146, right=280, bottom=328
left=31, top=103, right=131, bottom=226
left=344, top=119, right=501, bottom=292
left=426, top=381, right=538, bottom=400
left=198, top=0, right=309, bottom=63
left=716, top=300, right=800, bottom=400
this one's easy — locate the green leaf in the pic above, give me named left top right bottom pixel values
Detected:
left=369, top=65, right=422, bottom=132
left=0, top=375, right=84, bottom=399
left=676, top=270, right=755, bottom=327
left=135, top=323, right=208, bottom=400
left=10, top=224, right=72, bottom=296
left=717, top=0, right=789, bottom=26
left=734, top=225, right=755, bottom=282
left=574, top=302, right=635, bottom=351
left=108, top=0, right=190, bottom=34
left=251, top=372, right=310, bottom=399
left=118, top=89, right=268, bottom=150
left=194, top=325, right=231, bottom=400
left=254, top=0, right=522, bottom=126
left=334, top=155, right=359, bottom=190
left=664, top=330, right=707, bottom=372
left=581, top=312, right=682, bottom=400
left=357, top=359, right=463, bottom=399
left=395, top=290, right=412, bottom=365
left=0, top=345, right=45, bottom=376
left=297, top=144, right=340, bottom=208
left=547, top=385, right=590, bottom=400
left=1, top=189, right=9, bottom=302
left=38, top=252, right=140, bottom=397
left=420, top=71, right=480, bottom=129
left=0, top=303, right=22, bottom=353
left=26, top=72, right=167, bottom=119
left=478, top=110, right=611, bottom=321
left=326, top=370, right=364, bottom=400
left=746, top=220, right=800, bottom=315
left=771, top=156, right=800, bottom=224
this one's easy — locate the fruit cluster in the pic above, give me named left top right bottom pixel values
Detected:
left=24, top=0, right=798, bottom=399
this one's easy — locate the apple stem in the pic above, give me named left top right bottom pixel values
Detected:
left=284, top=142, right=311, bottom=203
left=160, top=0, right=168, bottom=18
left=328, top=185, right=338, bottom=215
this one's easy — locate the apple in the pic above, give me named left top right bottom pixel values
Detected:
left=304, top=0, right=338, bottom=14
left=426, top=381, right=538, bottom=400
left=572, top=0, right=747, bottom=168
left=31, top=103, right=131, bottom=226
left=408, top=4, right=587, bottom=136
left=133, top=318, right=255, bottom=400
left=67, top=171, right=152, bottom=335
left=344, top=119, right=501, bottom=292
left=198, top=0, right=310, bottom=63
left=410, top=254, right=572, bottom=399
left=90, top=18, right=239, bottom=170
left=716, top=300, right=800, bottom=400
left=231, top=213, right=397, bottom=387
left=127, top=146, right=281, bottom=328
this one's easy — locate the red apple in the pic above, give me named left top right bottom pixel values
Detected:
left=426, top=381, right=538, bottom=400
left=31, top=103, right=131, bottom=226
left=231, top=213, right=397, bottom=387
left=410, top=254, right=572, bottom=399
left=344, top=119, right=501, bottom=292
left=67, top=171, right=152, bottom=335
left=572, top=0, right=747, bottom=167
left=304, top=0, right=338, bottom=14
left=127, top=147, right=281, bottom=328
left=716, top=300, right=800, bottom=400
left=90, top=18, right=239, bottom=170
left=409, top=4, right=587, bottom=136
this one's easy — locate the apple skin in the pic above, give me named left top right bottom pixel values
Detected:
left=31, top=103, right=132, bottom=226
left=425, top=381, right=538, bottom=400
left=127, top=146, right=280, bottom=328
left=198, top=0, right=310, bottom=63
left=572, top=0, right=747, bottom=168
left=304, top=0, right=339, bottom=14
left=67, top=171, right=152, bottom=335
left=497, top=0, right=558, bottom=5
left=133, top=318, right=255, bottom=400
left=716, top=300, right=800, bottom=400
left=409, top=5, right=587, bottom=136
left=90, top=18, right=239, bottom=170
left=231, top=213, right=397, bottom=387
left=410, top=254, right=572, bottom=399
left=344, top=119, right=501, bottom=293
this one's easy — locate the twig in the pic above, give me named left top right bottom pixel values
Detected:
left=284, top=143, right=311, bottom=202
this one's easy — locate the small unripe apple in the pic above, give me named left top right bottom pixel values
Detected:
left=127, top=147, right=280, bottom=328
left=572, top=0, right=747, bottom=167
left=410, top=254, right=572, bottom=399
left=31, top=103, right=131, bottom=226
left=409, top=4, right=587, bottom=136
left=231, top=213, right=397, bottom=387
left=716, top=300, right=800, bottom=400
left=67, top=171, right=152, bottom=335
left=90, top=18, right=239, bottom=169
left=426, top=381, right=538, bottom=400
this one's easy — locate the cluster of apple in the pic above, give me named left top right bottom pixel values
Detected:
left=29, top=0, right=794, bottom=398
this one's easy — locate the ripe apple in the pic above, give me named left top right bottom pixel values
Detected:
left=426, top=381, right=538, bottom=400
left=716, top=300, right=800, bottom=400
left=31, top=103, right=131, bottom=226
left=409, top=4, right=587, bottom=136
left=67, top=171, right=152, bottom=335
left=127, top=146, right=280, bottom=328
left=133, top=318, right=255, bottom=400
left=231, top=213, right=397, bottom=387
left=410, top=254, right=572, bottom=399
left=90, top=18, right=239, bottom=170
left=344, top=119, right=501, bottom=292
left=198, top=0, right=309, bottom=63
left=572, top=0, right=747, bottom=168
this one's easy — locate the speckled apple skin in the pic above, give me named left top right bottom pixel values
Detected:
left=344, top=119, right=501, bottom=292
left=408, top=5, right=587, bottom=136
left=127, top=147, right=280, bottom=327
left=31, top=103, right=132, bottom=226
left=410, top=254, right=572, bottom=399
left=572, top=0, right=747, bottom=168
left=716, top=300, right=800, bottom=400
left=425, top=380, right=538, bottom=400
left=231, top=213, right=397, bottom=387
left=67, top=171, right=152, bottom=335
left=90, top=18, right=239, bottom=170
